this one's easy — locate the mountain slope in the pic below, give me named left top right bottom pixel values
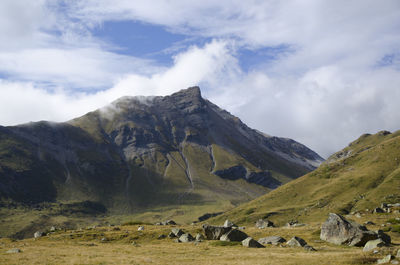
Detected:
left=210, top=130, right=400, bottom=225
left=0, top=87, right=323, bottom=229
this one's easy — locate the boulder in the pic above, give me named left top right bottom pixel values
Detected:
left=255, top=219, right=274, bottom=229
left=161, top=220, right=176, bottom=225
left=6, top=248, right=21, bottom=253
left=377, top=255, right=394, bottom=264
left=220, top=229, right=248, bottom=242
left=195, top=233, right=205, bottom=241
left=304, top=245, right=316, bottom=251
left=223, top=219, right=236, bottom=228
left=50, top=226, right=56, bottom=232
left=137, top=226, right=144, bottom=231
left=320, top=213, right=381, bottom=246
left=168, top=232, right=176, bottom=238
left=374, top=208, right=385, bottom=213
left=202, top=224, right=232, bottom=240
left=157, top=234, right=167, bottom=240
left=363, top=239, right=387, bottom=252
left=179, top=233, right=194, bottom=243
left=242, top=237, right=265, bottom=248
left=377, top=230, right=391, bottom=244
left=34, top=231, right=43, bottom=238
left=171, top=228, right=185, bottom=237
left=286, top=236, right=308, bottom=247
left=258, top=236, right=286, bottom=245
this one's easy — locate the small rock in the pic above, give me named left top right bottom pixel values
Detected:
left=363, top=239, right=386, bottom=252
left=258, top=236, right=286, bottom=245
left=195, top=233, right=204, bottom=241
left=374, top=207, right=385, bottom=214
left=171, top=228, right=185, bottom=237
left=137, top=226, right=144, bottom=231
left=238, top=226, right=246, bottom=230
left=168, top=232, right=177, bottom=238
left=391, top=260, right=399, bottom=264
left=101, top=237, right=108, bottom=242
left=304, top=245, right=316, bottom=251
left=242, top=237, right=265, bottom=248
left=157, top=234, right=167, bottom=240
left=365, top=221, right=376, bottom=225
left=34, top=231, right=43, bottom=238
left=223, top=219, right=236, bottom=228
left=179, top=233, right=194, bottom=243
left=50, top=226, right=56, bottom=232
left=287, top=236, right=308, bottom=247
left=255, top=219, right=274, bottom=229
left=6, top=248, right=21, bottom=253
left=377, top=255, right=394, bottom=264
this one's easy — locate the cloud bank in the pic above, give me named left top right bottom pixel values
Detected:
left=1, top=0, right=400, bottom=158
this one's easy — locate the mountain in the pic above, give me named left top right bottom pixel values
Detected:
left=0, top=87, right=323, bottom=230
left=210, top=130, right=400, bottom=225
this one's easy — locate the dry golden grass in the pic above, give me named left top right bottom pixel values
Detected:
left=1, top=211, right=398, bottom=265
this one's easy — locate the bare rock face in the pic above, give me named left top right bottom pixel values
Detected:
left=320, top=213, right=388, bottom=247
left=202, top=224, right=232, bottom=240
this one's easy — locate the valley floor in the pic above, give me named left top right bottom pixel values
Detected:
left=1, top=211, right=399, bottom=265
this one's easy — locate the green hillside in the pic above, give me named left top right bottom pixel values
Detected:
left=210, top=130, right=400, bottom=225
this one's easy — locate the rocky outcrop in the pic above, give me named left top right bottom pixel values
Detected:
left=320, top=213, right=390, bottom=247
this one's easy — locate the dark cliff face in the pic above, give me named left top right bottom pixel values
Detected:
left=0, top=86, right=323, bottom=213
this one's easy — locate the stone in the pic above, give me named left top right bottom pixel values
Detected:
left=377, top=255, right=394, bottom=264
left=363, top=239, right=387, bottom=252
left=157, top=234, right=167, bottom=240
left=320, top=213, right=381, bottom=246
left=258, top=236, right=286, bottom=245
left=304, top=245, right=316, bottom=251
left=50, top=226, right=56, bottom=232
left=171, top=228, right=185, bottom=237
left=219, top=229, right=248, bottom=242
left=6, top=248, right=21, bottom=253
left=255, top=219, right=274, bottom=229
left=286, top=236, right=308, bottom=247
left=168, top=232, right=177, bottom=238
left=101, top=237, right=108, bottom=242
left=391, top=260, right=399, bottom=264
left=179, top=233, right=194, bottom=243
left=285, top=220, right=305, bottom=227
left=202, top=224, right=232, bottom=240
left=223, top=219, right=236, bottom=228
left=34, top=231, right=43, bottom=238
left=374, top=207, right=385, bottom=213
left=137, top=226, right=144, bottom=231
left=195, top=233, right=204, bottom=241
left=377, top=230, right=391, bottom=244
left=159, top=220, right=176, bottom=225
left=242, top=237, right=265, bottom=248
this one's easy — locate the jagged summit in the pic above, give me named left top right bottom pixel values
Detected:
left=0, top=86, right=323, bottom=230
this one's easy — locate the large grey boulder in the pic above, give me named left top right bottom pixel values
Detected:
left=242, top=237, right=265, bottom=248
left=258, top=236, right=286, bottom=245
left=219, top=229, right=248, bottom=242
left=179, top=233, right=194, bottom=243
left=202, top=224, right=232, bottom=240
left=363, top=239, right=387, bottom=252
left=286, top=236, right=308, bottom=247
left=255, top=219, right=274, bottom=229
left=320, top=213, right=382, bottom=246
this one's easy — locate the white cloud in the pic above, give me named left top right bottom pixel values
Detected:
left=1, top=0, right=400, bottom=158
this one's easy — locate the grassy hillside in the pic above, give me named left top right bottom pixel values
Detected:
left=210, top=130, right=400, bottom=226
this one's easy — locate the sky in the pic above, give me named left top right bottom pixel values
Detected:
left=0, top=0, right=400, bottom=158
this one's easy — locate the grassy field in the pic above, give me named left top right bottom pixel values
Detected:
left=0, top=211, right=399, bottom=265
